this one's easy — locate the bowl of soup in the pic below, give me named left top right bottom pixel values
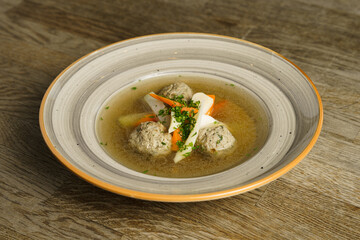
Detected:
left=40, top=33, right=323, bottom=202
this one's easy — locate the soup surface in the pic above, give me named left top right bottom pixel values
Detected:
left=97, top=75, right=268, bottom=178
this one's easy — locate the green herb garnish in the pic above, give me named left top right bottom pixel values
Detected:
left=192, top=145, right=200, bottom=150
left=131, top=87, right=137, bottom=90
left=143, top=170, right=149, bottom=174
left=182, top=152, right=191, bottom=157
left=188, top=100, right=200, bottom=108
left=216, top=135, right=223, bottom=145
left=158, top=109, right=165, bottom=116
left=105, top=106, right=109, bottom=110
left=154, top=94, right=202, bottom=156
left=176, top=140, right=185, bottom=151
left=161, top=142, right=166, bottom=145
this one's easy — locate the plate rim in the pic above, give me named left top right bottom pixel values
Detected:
left=39, top=32, right=323, bottom=202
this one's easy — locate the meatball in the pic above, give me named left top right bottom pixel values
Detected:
left=129, top=122, right=171, bottom=156
left=197, top=125, right=236, bottom=153
left=158, top=82, right=193, bottom=101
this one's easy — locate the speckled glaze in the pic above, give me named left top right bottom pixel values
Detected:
left=39, top=33, right=323, bottom=202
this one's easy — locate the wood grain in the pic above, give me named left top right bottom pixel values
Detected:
left=0, top=0, right=359, bottom=239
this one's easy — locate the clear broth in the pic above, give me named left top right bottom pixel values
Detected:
left=97, top=75, right=269, bottom=178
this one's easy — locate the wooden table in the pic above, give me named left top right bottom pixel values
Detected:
left=1, top=0, right=359, bottom=239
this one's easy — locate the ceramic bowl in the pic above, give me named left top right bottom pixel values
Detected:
left=40, top=33, right=323, bottom=202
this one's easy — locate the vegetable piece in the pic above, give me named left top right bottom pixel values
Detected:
left=174, top=93, right=214, bottom=163
left=144, top=92, right=170, bottom=125
left=135, top=114, right=157, bottom=126
left=211, top=100, right=228, bottom=116
left=168, top=111, right=181, bottom=133
left=171, top=128, right=182, bottom=151
left=118, top=112, right=153, bottom=127
left=206, top=95, right=215, bottom=115
left=199, top=115, right=223, bottom=129
left=149, top=93, right=182, bottom=107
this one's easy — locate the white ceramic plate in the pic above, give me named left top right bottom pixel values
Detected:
left=40, top=33, right=323, bottom=202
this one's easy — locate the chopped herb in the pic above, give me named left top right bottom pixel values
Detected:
left=183, top=152, right=191, bottom=157
left=100, top=117, right=103, bottom=120
left=216, top=135, right=223, bottom=144
left=131, top=87, right=137, bottom=90
left=189, top=142, right=194, bottom=147
left=158, top=109, right=165, bottom=116
left=161, top=142, right=166, bottom=145
left=100, top=142, right=103, bottom=145
left=148, top=115, right=155, bottom=118
left=214, top=121, right=219, bottom=124
left=188, top=100, right=200, bottom=108
left=154, top=93, right=200, bottom=153
left=246, top=153, right=251, bottom=157
left=192, top=145, right=200, bottom=150
left=105, top=106, right=109, bottom=110
left=192, top=132, right=197, bottom=137
left=176, top=140, right=185, bottom=151
left=230, top=84, right=235, bottom=87
left=143, top=170, right=149, bottom=174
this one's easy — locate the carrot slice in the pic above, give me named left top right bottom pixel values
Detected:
left=134, top=114, right=157, bottom=126
left=171, top=128, right=182, bottom=151
left=149, top=93, right=182, bottom=107
left=206, top=95, right=215, bottom=115
left=211, top=100, right=228, bottom=116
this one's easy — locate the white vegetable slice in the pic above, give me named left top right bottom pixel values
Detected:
left=199, top=115, right=217, bottom=129
left=144, top=92, right=170, bottom=126
left=168, top=111, right=181, bottom=133
left=199, top=115, right=226, bottom=129
left=174, top=93, right=214, bottom=163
